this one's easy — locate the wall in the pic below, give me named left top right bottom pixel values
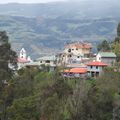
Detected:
left=87, top=66, right=103, bottom=72
left=101, top=57, right=116, bottom=66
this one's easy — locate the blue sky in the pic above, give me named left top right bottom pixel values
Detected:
left=0, top=0, right=67, bottom=4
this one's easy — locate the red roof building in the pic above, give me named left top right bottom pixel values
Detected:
left=65, top=42, right=92, bottom=49
left=87, top=61, right=108, bottom=66
left=87, top=61, right=108, bottom=77
left=64, top=68, right=87, bottom=74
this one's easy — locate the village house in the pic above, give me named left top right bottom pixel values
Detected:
left=36, top=55, right=56, bottom=66
left=63, top=67, right=88, bottom=78
left=87, top=61, right=108, bottom=77
left=36, top=55, right=57, bottom=71
left=96, top=52, right=116, bottom=66
left=59, top=42, right=92, bottom=65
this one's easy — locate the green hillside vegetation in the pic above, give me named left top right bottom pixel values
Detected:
left=0, top=15, right=119, bottom=58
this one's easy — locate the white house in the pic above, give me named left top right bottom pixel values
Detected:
left=59, top=42, right=92, bottom=65
left=87, top=61, right=108, bottom=77
left=96, top=52, right=116, bottom=66
left=36, top=55, right=57, bottom=66
left=36, top=55, right=57, bottom=72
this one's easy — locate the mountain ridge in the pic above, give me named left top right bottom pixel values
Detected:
left=0, top=1, right=119, bottom=58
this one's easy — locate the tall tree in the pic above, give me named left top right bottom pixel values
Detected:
left=97, top=40, right=111, bottom=52
left=0, top=31, right=17, bottom=82
left=117, top=23, right=120, bottom=37
left=112, top=23, right=120, bottom=61
left=0, top=31, right=17, bottom=120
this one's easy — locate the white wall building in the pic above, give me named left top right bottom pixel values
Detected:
left=36, top=55, right=57, bottom=67
left=96, top=52, right=116, bottom=66
left=60, top=42, right=92, bottom=65
left=87, top=61, right=108, bottom=77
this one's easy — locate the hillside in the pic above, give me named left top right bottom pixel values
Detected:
left=0, top=0, right=120, bottom=58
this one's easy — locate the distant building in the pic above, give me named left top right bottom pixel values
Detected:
left=60, top=42, right=92, bottom=65
left=19, top=48, right=27, bottom=59
left=17, top=48, right=32, bottom=69
left=63, top=68, right=88, bottom=78
left=96, top=52, right=116, bottom=66
left=36, top=55, right=56, bottom=66
left=36, top=55, right=57, bottom=71
left=87, top=61, right=108, bottom=77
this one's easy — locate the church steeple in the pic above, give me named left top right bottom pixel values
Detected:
left=19, top=48, right=27, bottom=59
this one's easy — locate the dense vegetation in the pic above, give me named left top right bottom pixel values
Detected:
left=0, top=31, right=17, bottom=120
left=0, top=31, right=120, bottom=120
left=0, top=61, right=120, bottom=120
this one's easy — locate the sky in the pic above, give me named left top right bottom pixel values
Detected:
left=0, top=0, right=67, bottom=4
left=0, top=0, right=111, bottom=4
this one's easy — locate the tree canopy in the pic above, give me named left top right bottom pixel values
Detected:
left=111, top=23, right=120, bottom=61
left=0, top=31, right=17, bottom=120
left=97, top=40, right=111, bottom=52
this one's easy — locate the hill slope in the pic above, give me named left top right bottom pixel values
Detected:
left=0, top=1, right=120, bottom=58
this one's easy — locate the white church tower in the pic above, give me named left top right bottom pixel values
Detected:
left=19, top=48, right=27, bottom=59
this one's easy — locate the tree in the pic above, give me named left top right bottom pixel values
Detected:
left=97, top=40, right=111, bottom=52
left=39, top=74, right=72, bottom=120
left=96, top=67, right=120, bottom=120
left=67, top=81, right=92, bottom=120
left=0, top=31, right=17, bottom=83
left=112, top=23, right=120, bottom=61
left=67, top=66, right=120, bottom=120
left=14, top=67, right=39, bottom=99
left=0, top=31, right=17, bottom=120
left=117, top=23, right=120, bottom=37
left=113, top=95, right=120, bottom=120
left=7, top=96, right=39, bottom=120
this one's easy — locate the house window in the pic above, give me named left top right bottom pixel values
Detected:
left=68, top=49, right=71, bottom=53
left=76, top=48, right=78, bottom=50
left=91, top=66, right=93, bottom=69
left=72, top=49, right=74, bottom=51
left=69, top=55, right=72, bottom=57
left=96, top=66, right=98, bottom=69
left=46, top=60, right=50, bottom=63
left=40, top=61, right=42, bottom=63
left=77, top=56, right=80, bottom=58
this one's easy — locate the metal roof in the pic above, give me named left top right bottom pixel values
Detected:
left=37, top=55, right=56, bottom=61
left=98, top=52, right=116, bottom=58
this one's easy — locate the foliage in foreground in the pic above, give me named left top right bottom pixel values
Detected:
left=0, top=66, right=119, bottom=120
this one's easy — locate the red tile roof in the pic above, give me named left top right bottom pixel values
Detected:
left=65, top=42, right=92, bottom=49
left=17, top=58, right=29, bottom=63
left=87, top=61, right=108, bottom=66
left=64, top=68, right=87, bottom=74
